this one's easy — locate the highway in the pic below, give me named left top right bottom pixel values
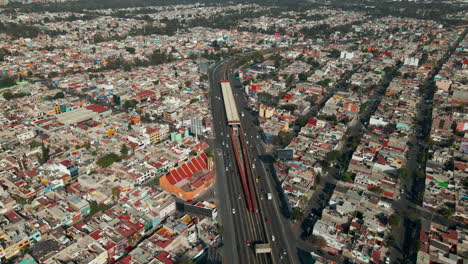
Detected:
left=210, top=57, right=299, bottom=264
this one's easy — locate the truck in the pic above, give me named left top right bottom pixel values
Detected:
left=255, top=243, right=271, bottom=254
left=267, top=193, right=272, bottom=200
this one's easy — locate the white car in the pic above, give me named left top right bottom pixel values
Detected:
left=232, top=208, right=236, bottom=214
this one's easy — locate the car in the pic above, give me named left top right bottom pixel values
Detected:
left=255, top=178, right=259, bottom=183
left=271, top=235, right=275, bottom=242
left=232, top=208, right=236, bottom=214
left=246, top=240, right=251, bottom=246
left=265, top=217, right=269, bottom=223
left=238, top=193, right=242, bottom=200
left=282, top=249, right=287, bottom=255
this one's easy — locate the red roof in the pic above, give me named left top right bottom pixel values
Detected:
left=371, top=250, right=381, bottom=261
left=85, top=104, right=110, bottom=114
left=164, top=153, right=209, bottom=185
left=155, top=251, right=175, bottom=264
left=90, top=230, right=104, bottom=240
left=4, top=211, right=22, bottom=223
left=135, top=90, right=155, bottom=99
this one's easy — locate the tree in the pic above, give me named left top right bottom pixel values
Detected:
left=125, top=46, right=135, bottom=54
left=352, top=210, right=364, bottom=219
left=123, top=99, right=138, bottom=109
left=53, top=91, right=64, bottom=99
left=154, top=176, right=160, bottom=186
left=438, top=207, right=455, bottom=218
left=416, top=170, right=426, bottom=179
left=184, top=80, right=191, bottom=87
left=92, top=33, right=106, bottom=43
left=328, top=49, right=341, bottom=58
left=369, top=186, right=383, bottom=194
left=308, top=235, right=327, bottom=248
left=189, top=150, right=197, bottom=156
left=275, top=131, right=294, bottom=147
left=298, top=72, right=309, bottom=81
left=317, top=79, right=332, bottom=87
left=96, top=153, right=120, bottom=168
left=205, top=150, right=214, bottom=158
left=343, top=171, right=355, bottom=182
left=397, top=168, right=410, bottom=180
left=0, top=75, right=17, bottom=88
left=123, top=63, right=132, bottom=72
left=199, top=74, right=208, bottom=82
left=388, top=213, right=400, bottom=227
left=38, top=143, right=50, bottom=165
left=383, top=123, right=396, bottom=134
left=325, top=150, right=340, bottom=163
left=291, top=207, right=303, bottom=221
left=280, top=104, right=297, bottom=112
left=295, top=115, right=309, bottom=127
left=120, top=144, right=129, bottom=157
left=89, top=201, right=112, bottom=216
left=111, top=187, right=121, bottom=201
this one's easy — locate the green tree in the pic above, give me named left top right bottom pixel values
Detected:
left=308, top=235, right=327, bottom=248
left=92, top=33, right=106, bottom=43
left=199, top=74, right=208, bottom=82
left=53, top=91, right=64, bottom=99
left=184, top=80, right=191, bottom=87
left=317, top=79, right=332, bottom=87
left=369, top=186, right=383, bottom=194
left=298, top=72, right=309, bottom=81
left=291, top=207, right=303, bottom=221
left=325, top=150, right=340, bottom=162
left=388, top=213, right=400, bottom=227
left=120, top=144, right=129, bottom=157
left=123, top=63, right=132, bottom=72
left=38, top=143, right=50, bottom=165
left=111, top=187, right=121, bottom=201
left=96, top=153, right=120, bottom=168
left=397, top=168, right=410, bottom=180
left=280, top=104, right=297, bottom=112
left=125, top=46, right=136, bottom=54
left=343, top=171, right=355, bottom=182
left=205, top=150, right=214, bottom=158
left=0, top=75, right=16, bottom=88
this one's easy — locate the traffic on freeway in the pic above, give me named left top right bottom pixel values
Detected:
left=210, top=57, right=299, bottom=264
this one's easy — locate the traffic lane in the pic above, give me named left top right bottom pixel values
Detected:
left=250, top=144, right=297, bottom=264
left=226, top=139, right=266, bottom=264
left=211, top=71, right=252, bottom=263
left=218, top=62, right=288, bottom=262
left=216, top=123, right=266, bottom=262
left=213, top=151, right=240, bottom=264
left=220, top=143, right=253, bottom=264
left=227, top=71, right=298, bottom=263
left=212, top=62, right=260, bottom=263
left=232, top=90, right=296, bottom=262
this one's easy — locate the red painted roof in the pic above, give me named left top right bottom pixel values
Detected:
left=4, top=211, right=22, bottom=223
left=85, top=104, right=110, bottom=114
left=155, top=251, right=175, bottom=264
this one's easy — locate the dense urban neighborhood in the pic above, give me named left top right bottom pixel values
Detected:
left=0, top=0, right=466, bottom=263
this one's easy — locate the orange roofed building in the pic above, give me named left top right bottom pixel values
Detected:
left=160, top=152, right=215, bottom=200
